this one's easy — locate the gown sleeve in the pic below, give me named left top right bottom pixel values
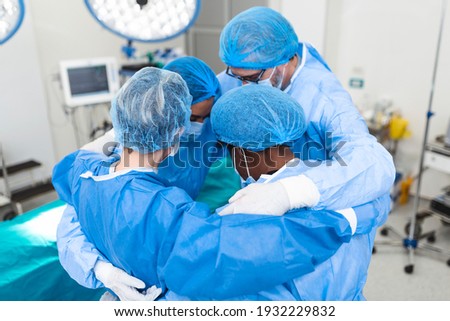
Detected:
left=163, top=204, right=353, bottom=299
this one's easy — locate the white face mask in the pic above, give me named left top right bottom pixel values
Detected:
left=276, top=64, right=288, bottom=90
left=185, top=121, right=204, bottom=137
left=241, top=175, right=256, bottom=188
left=232, top=147, right=256, bottom=187
left=254, top=67, right=276, bottom=87
left=250, top=64, right=287, bottom=89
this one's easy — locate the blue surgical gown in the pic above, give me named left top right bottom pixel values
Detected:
left=217, top=42, right=396, bottom=212
left=55, top=43, right=395, bottom=299
left=162, top=161, right=391, bottom=301
left=53, top=150, right=356, bottom=299
left=158, top=118, right=224, bottom=199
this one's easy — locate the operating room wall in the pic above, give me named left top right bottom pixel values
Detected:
left=325, top=0, right=450, bottom=198
left=271, top=0, right=327, bottom=53
left=28, top=0, right=185, bottom=161
left=0, top=0, right=55, bottom=183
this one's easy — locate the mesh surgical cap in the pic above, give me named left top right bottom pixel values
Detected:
left=110, top=67, right=192, bottom=153
left=163, top=56, right=221, bottom=105
left=211, top=85, right=306, bottom=152
left=219, top=7, right=299, bottom=69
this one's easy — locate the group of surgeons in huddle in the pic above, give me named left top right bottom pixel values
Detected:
left=52, top=7, right=395, bottom=301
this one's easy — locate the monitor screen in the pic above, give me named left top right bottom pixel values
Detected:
left=68, top=65, right=109, bottom=96
left=60, top=57, right=119, bottom=107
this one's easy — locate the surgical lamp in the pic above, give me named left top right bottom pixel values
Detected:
left=0, top=0, right=25, bottom=45
left=84, top=0, right=201, bottom=58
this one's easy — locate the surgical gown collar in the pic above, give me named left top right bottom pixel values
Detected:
left=284, top=43, right=307, bottom=93
left=80, top=167, right=156, bottom=182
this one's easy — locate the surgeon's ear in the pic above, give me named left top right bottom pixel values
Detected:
left=164, top=148, right=173, bottom=158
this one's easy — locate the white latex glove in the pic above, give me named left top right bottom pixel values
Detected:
left=99, top=291, right=119, bottom=301
left=99, top=286, right=162, bottom=301
left=94, top=261, right=162, bottom=301
left=143, top=285, right=162, bottom=300
left=81, top=129, right=117, bottom=154
left=219, top=175, right=320, bottom=216
left=335, top=208, right=357, bottom=235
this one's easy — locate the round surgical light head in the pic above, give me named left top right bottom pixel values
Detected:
left=0, top=0, right=25, bottom=45
left=84, top=0, right=201, bottom=42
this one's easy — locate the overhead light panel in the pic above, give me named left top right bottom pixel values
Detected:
left=0, top=0, right=25, bottom=45
left=84, top=0, right=201, bottom=42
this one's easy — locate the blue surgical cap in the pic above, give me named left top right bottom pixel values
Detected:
left=219, top=7, right=299, bottom=69
left=211, top=85, right=306, bottom=152
left=164, top=56, right=221, bottom=105
left=110, top=67, right=192, bottom=153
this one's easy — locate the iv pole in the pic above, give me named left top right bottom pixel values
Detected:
left=405, top=0, right=448, bottom=273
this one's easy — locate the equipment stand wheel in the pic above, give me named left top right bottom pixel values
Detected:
left=427, top=233, right=436, bottom=243
left=404, top=264, right=414, bottom=274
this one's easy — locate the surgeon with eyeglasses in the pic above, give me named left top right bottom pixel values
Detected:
left=216, top=7, right=395, bottom=223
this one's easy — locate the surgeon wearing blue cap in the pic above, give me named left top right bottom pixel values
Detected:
left=53, top=69, right=370, bottom=301
left=217, top=7, right=395, bottom=222
left=207, top=85, right=391, bottom=300
left=78, top=56, right=222, bottom=199
left=158, top=56, right=223, bottom=198
left=164, top=86, right=389, bottom=300
left=55, top=58, right=225, bottom=299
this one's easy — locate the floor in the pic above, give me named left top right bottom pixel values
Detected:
left=0, top=190, right=59, bottom=221
left=20, top=190, right=59, bottom=213
left=364, top=198, right=450, bottom=300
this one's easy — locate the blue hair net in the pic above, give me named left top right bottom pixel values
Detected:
left=211, top=85, right=306, bottom=152
left=219, top=7, right=299, bottom=69
left=110, top=67, right=192, bottom=153
left=163, top=56, right=221, bottom=105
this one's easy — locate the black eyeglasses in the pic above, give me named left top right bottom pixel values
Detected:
left=226, top=66, right=266, bottom=84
